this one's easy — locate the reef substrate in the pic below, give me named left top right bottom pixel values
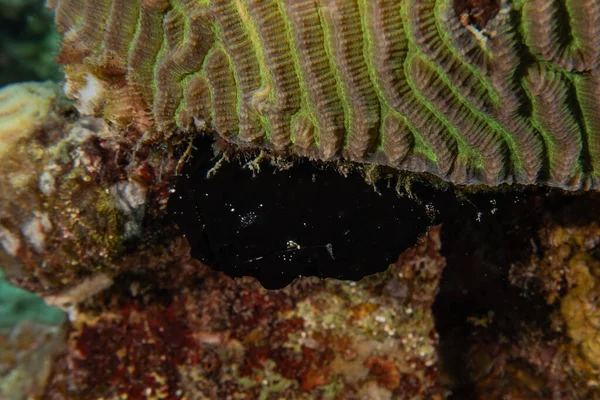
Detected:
left=1, top=76, right=600, bottom=398
left=1, top=0, right=600, bottom=396
left=45, top=227, right=446, bottom=399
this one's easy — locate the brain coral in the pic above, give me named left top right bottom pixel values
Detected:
left=48, top=0, right=600, bottom=190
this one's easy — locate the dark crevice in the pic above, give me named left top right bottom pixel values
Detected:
left=169, top=135, right=439, bottom=289
left=535, top=125, right=552, bottom=183
left=565, top=74, right=594, bottom=178
left=433, top=190, right=589, bottom=398
left=453, top=0, right=501, bottom=29
left=169, top=134, right=582, bottom=291
left=554, top=0, right=575, bottom=51
left=508, top=6, right=536, bottom=121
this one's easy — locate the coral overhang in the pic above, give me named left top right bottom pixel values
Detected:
left=48, top=0, right=600, bottom=190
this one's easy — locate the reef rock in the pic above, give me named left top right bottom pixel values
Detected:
left=1, top=1, right=600, bottom=397
left=0, top=82, right=63, bottom=157
left=0, top=81, right=187, bottom=297
left=0, top=321, right=65, bottom=400
left=43, top=226, right=446, bottom=399
left=445, top=193, right=600, bottom=400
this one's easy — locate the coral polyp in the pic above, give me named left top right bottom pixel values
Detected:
left=48, top=0, right=600, bottom=190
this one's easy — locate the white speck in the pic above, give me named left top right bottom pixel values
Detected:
left=193, top=117, right=207, bottom=130
left=425, top=202, right=439, bottom=219
left=476, top=212, right=482, bottom=222
left=375, top=316, right=386, bottom=323
left=39, top=171, right=56, bottom=196
left=286, top=240, right=301, bottom=250
left=240, top=212, right=257, bottom=227
left=325, top=243, right=334, bottom=260
left=22, top=212, right=52, bottom=253
left=76, top=73, right=105, bottom=115
left=0, top=226, right=20, bottom=256
left=110, top=180, right=147, bottom=211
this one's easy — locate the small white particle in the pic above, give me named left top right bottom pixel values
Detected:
left=0, top=226, right=20, bottom=256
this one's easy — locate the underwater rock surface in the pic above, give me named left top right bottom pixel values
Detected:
left=44, top=227, right=447, bottom=399
left=0, top=271, right=65, bottom=399
left=4, top=191, right=596, bottom=399
left=1, top=0, right=600, bottom=398
left=0, top=81, right=182, bottom=297
left=0, top=87, right=599, bottom=396
left=0, top=321, right=65, bottom=399
left=441, top=192, right=600, bottom=399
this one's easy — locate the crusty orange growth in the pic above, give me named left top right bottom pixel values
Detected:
left=49, top=0, right=600, bottom=190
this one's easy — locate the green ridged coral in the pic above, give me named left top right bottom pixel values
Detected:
left=48, top=0, right=600, bottom=190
